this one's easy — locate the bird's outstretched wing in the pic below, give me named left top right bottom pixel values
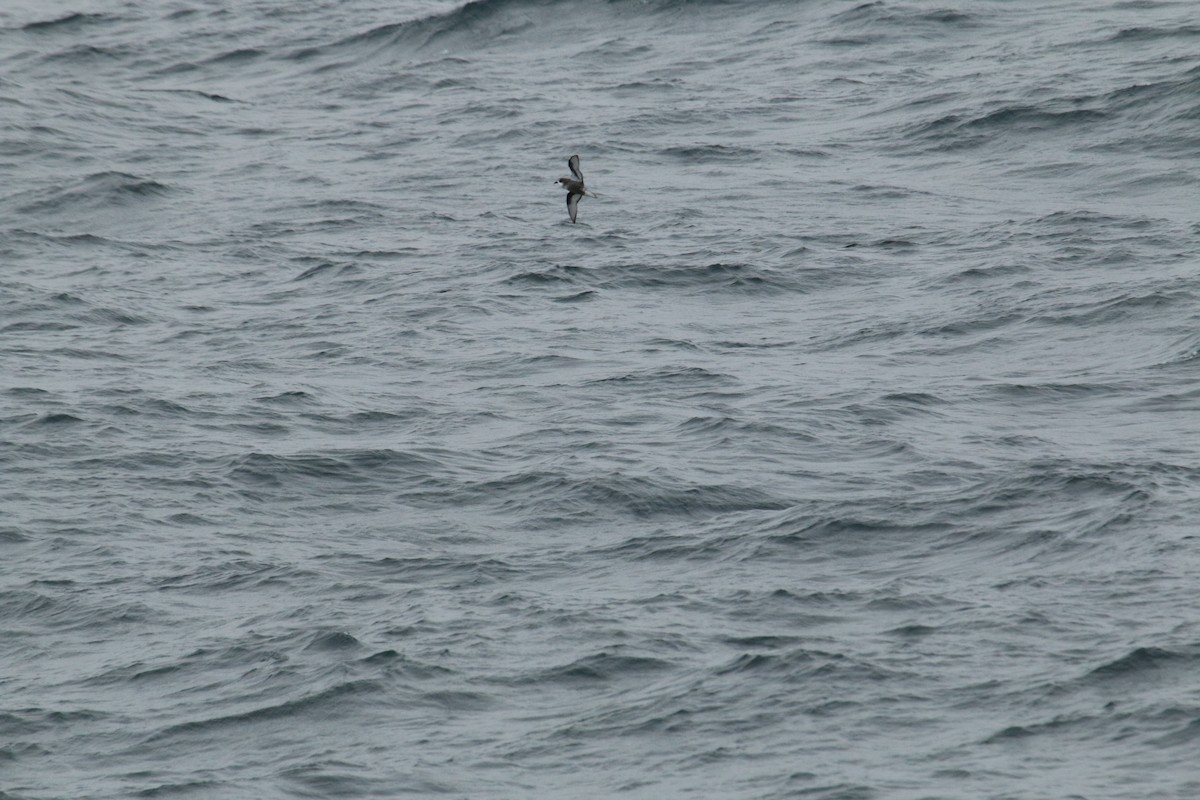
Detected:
left=566, top=191, right=580, bottom=223
left=568, top=154, right=582, bottom=182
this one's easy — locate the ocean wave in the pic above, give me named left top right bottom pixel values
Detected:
left=1086, top=645, right=1197, bottom=681
left=521, top=650, right=677, bottom=684
left=18, top=12, right=118, bottom=33
left=12, top=172, right=172, bottom=215
left=144, top=679, right=386, bottom=744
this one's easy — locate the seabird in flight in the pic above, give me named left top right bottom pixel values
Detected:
left=556, top=154, right=594, bottom=223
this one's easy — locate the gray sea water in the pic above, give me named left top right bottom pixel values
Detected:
left=3, top=1, right=1200, bottom=798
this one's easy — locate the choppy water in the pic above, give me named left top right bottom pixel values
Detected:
left=3, top=1, right=1200, bottom=798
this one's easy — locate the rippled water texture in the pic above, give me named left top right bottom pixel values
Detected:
left=3, top=1, right=1200, bottom=798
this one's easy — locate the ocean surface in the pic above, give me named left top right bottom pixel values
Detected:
left=3, top=1, right=1199, bottom=798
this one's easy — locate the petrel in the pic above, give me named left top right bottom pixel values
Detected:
left=556, top=154, right=594, bottom=223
